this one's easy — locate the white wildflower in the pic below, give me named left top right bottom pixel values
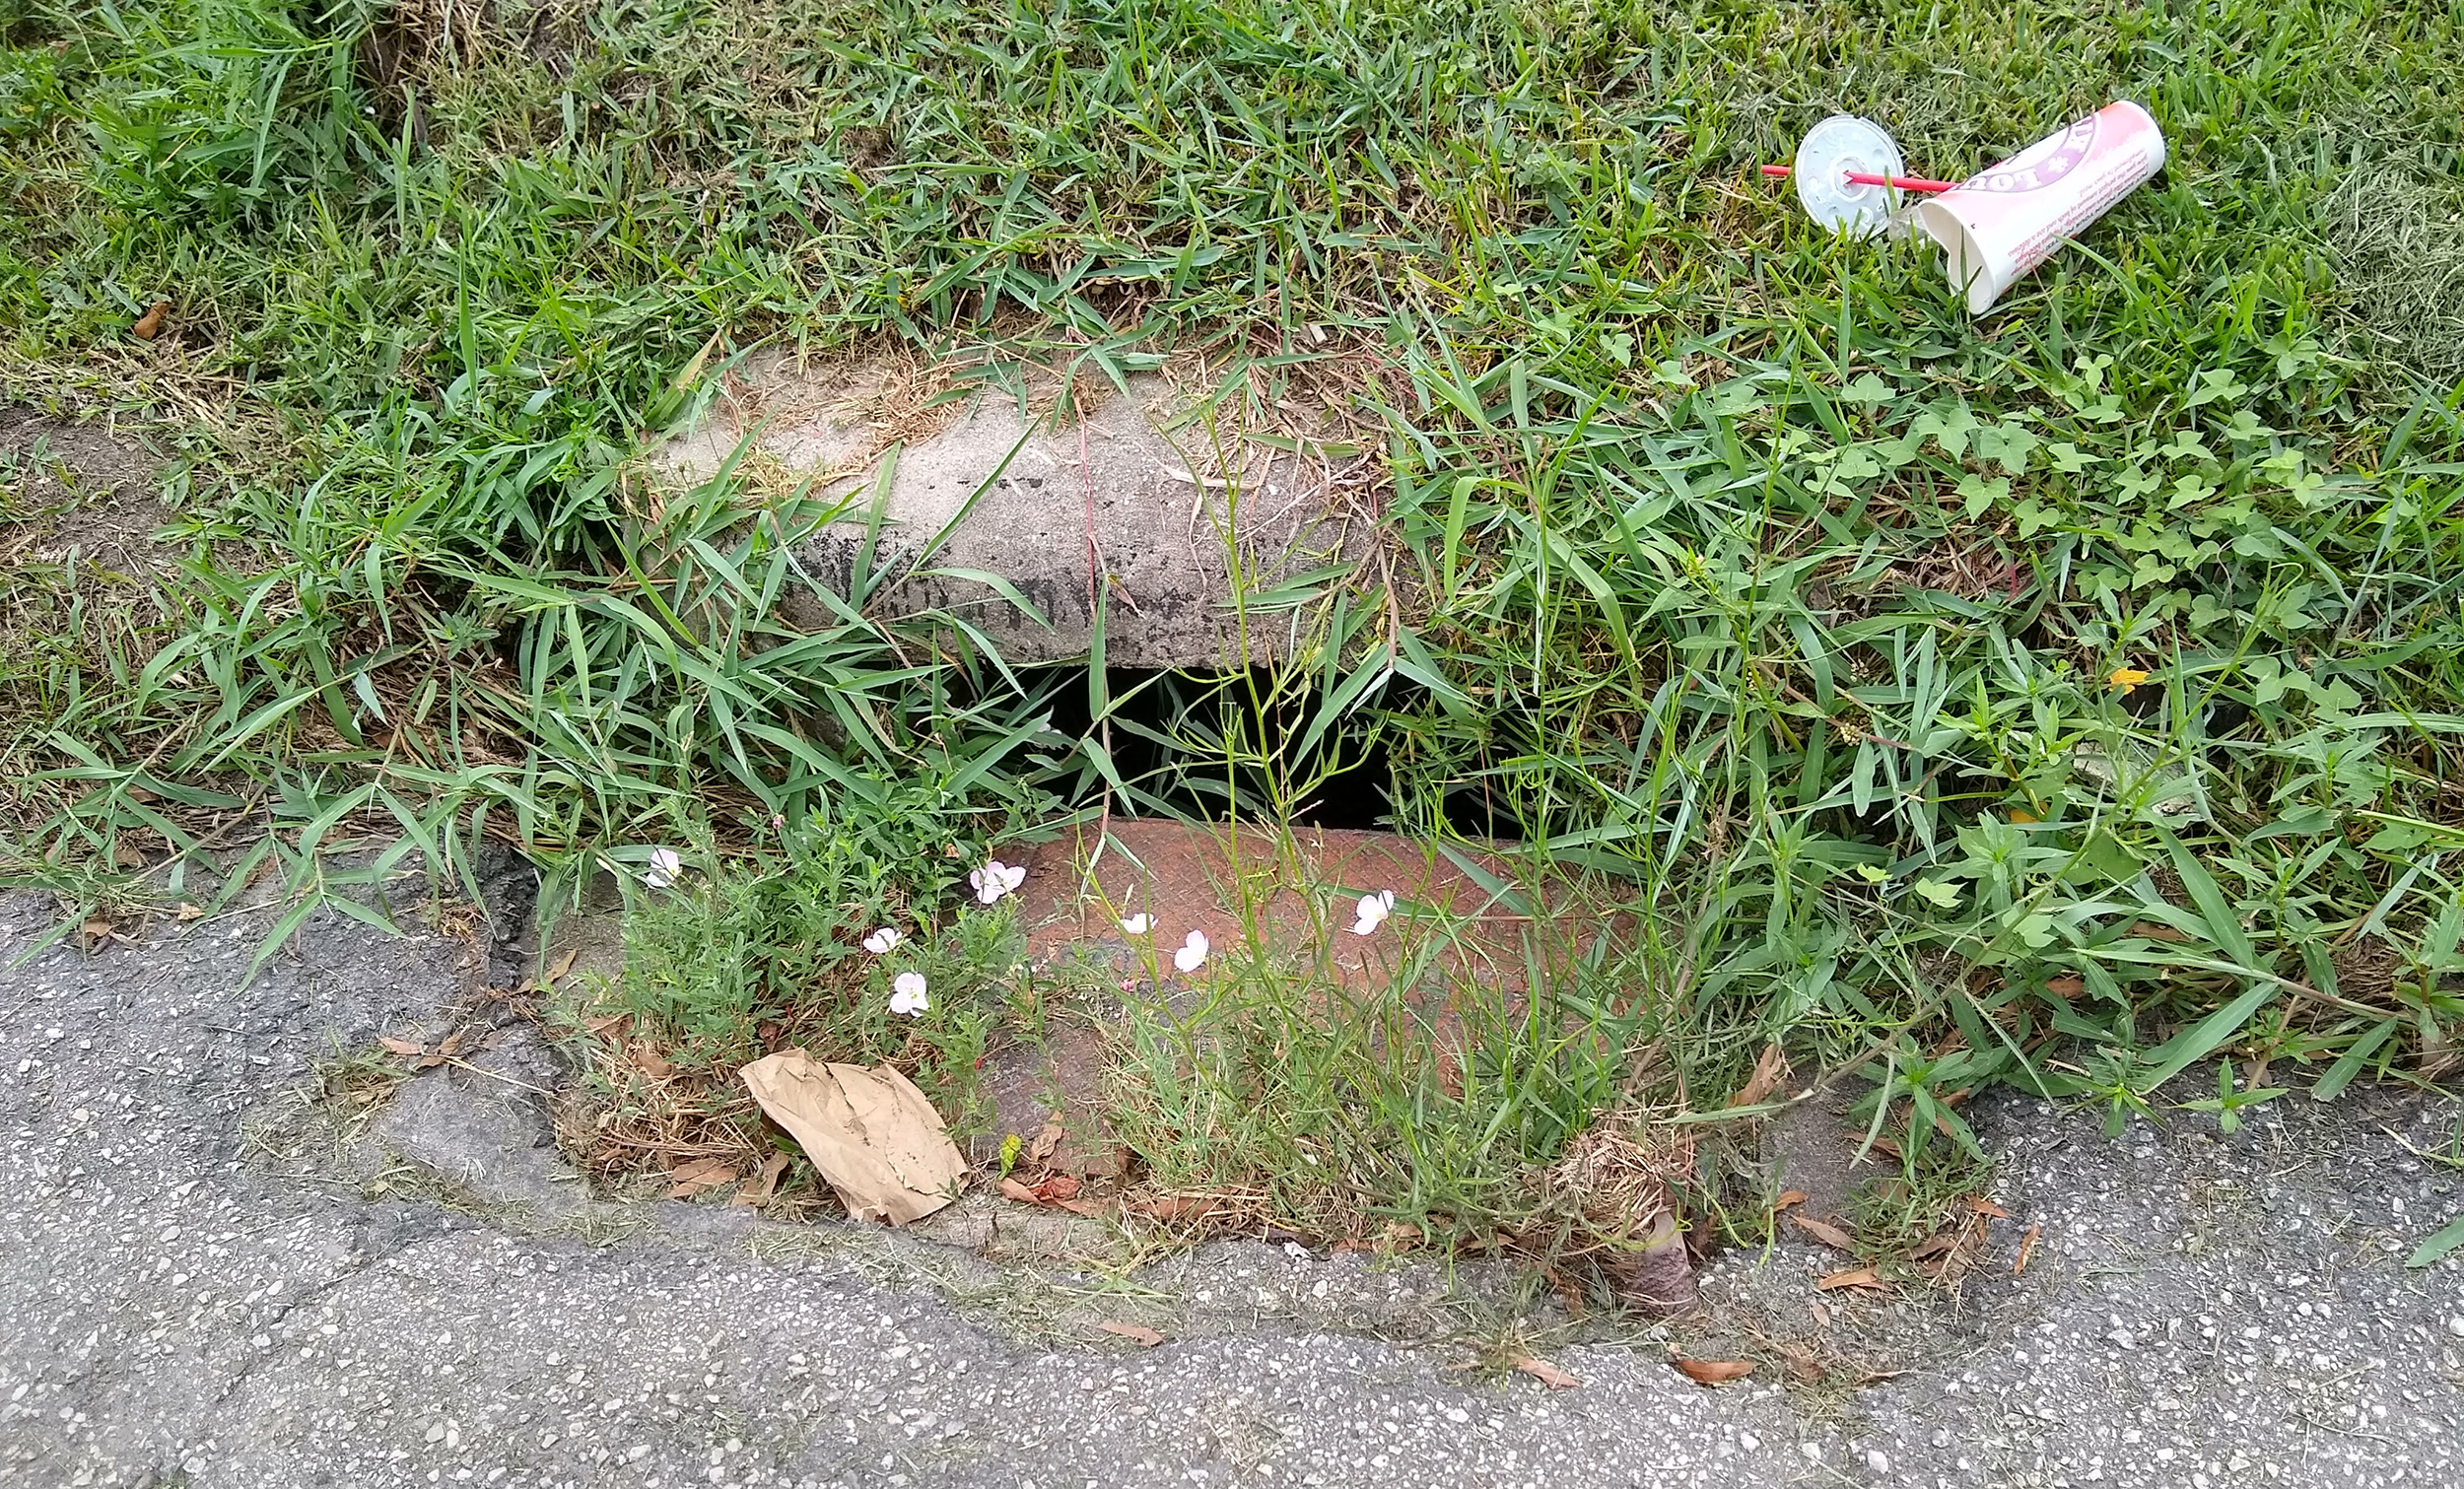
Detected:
left=970, top=859, right=1027, bottom=905
left=1349, top=889, right=1397, bottom=936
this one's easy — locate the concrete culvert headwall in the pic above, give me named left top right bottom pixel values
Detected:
left=654, top=351, right=1388, bottom=669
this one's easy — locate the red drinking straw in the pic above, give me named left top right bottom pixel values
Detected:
left=1759, top=163, right=1960, bottom=193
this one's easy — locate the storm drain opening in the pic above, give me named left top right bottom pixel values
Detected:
left=1010, top=663, right=1519, bottom=841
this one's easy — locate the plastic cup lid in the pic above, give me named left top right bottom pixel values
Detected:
left=1794, top=115, right=1906, bottom=238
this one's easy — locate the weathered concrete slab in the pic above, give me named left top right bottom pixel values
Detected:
left=1009, top=817, right=1610, bottom=1003
left=656, top=353, right=1381, bottom=666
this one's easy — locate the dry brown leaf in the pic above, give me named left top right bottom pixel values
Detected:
left=1791, top=1213, right=1854, bottom=1251
left=1773, top=1188, right=1810, bottom=1212
left=666, top=1157, right=740, bottom=1198
left=1908, top=1233, right=1958, bottom=1260
left=635, top=1043, right=674, bottom=1082
left=79, top=916, right=112, bottom=945
left=1132, top=1192, right=1213, bottom=1225
left=1514, top=1357, right=1582, bottom=1390
left=1775, top=1341, right=1824, bottom=1384
left=1730, top=1043, right=1791, bottom=1107
left=2130, top=920, right=2192, bottom=942
left=377, top=1037, right=426, bottom=1057
left=2015, top=1222, right=2042, bottom=1276
left=730, top=1151, right=790, bottom=1208
left=111, top=842, right=148, bottom=869
left=2044, top=973, right=2087, bottom=997
left=585, top=1014, right=630, bottom=1038
left=1029, top=1117, right=1063, bottom=1163
left=174, top=902, right=206, bottom=922
left=132, top=301, right=168, bottom=340
left=436, top=1028, right=470, bottom=1059
left=1964, top=1195, right=2012, bottom=1219
left=1673, top=1358, right=1754, bottom=1386
left=1810, top=1300, right=1831, bottom=1329
left=999, top=1174, right=1090, bottom=1211
left=1098, top=1321, right=1164, bottom=1348
left=1816, top=1267, right=1882, bottom=1292
left=545, top=947, right=580, bottom=985
left=1864, top=1133, right=1904, bottom=1159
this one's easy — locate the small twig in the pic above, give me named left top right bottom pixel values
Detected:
left=435, top=1054, right=556, bottom=1098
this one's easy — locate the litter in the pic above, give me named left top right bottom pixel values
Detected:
left=1762, top=114, right=1942, bottom=237
left=738, top=1050, right=966, bottom=1224
left=1764, top=102, right=2167, bottom=311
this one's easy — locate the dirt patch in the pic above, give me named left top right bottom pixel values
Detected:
left=1759, top=1086, right=1891, bottom=1227
left=0, top=406, right=166, bottom=566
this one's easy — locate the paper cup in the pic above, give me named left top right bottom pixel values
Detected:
left=1916, top=102, right=2166, bottom=312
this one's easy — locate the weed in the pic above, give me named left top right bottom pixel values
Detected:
left=608, top=810, right=1031, bottom=1070
left=314, top=1039, right=409, bottom=1121
left=1100, top=840, right=1685, bottom=1265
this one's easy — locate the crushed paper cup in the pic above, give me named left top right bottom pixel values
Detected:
left=1915, top=102, right=2166, bottom=312
left=738, top=1050, right=964, bottom=1225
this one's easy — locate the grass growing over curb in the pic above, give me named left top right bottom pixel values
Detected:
left=5, top=0, right=2464, bottom=1251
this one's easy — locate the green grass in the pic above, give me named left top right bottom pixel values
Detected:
left=5, top=0, right=2464, bottom=1256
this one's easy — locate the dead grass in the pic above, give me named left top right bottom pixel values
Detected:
left=2327, top=167, right=2464, bottom=384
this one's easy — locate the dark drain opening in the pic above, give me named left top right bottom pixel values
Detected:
left=1010, top=664, right=1515, bottom=840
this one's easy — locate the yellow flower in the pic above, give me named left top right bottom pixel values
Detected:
left=2108, top=667, right=2151, bottom=694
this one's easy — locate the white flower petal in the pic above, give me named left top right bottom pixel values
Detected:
left=1172, top=930, right=1209, bottom=974
left=862, top=926, right=903, bottom=955
left=1349, top=889, right=1397, bottom=935
left=1119, top=914, right=1151, bottom=935
left=973, top=859, right=1020, bottom=905
left=644, top=847, right=683, bottom=889
left=890, top=971, right=929, bottom=1016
